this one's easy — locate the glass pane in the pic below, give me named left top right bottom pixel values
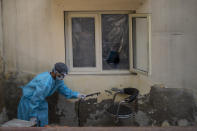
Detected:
left=72, top=18, right=96, bottom=67
left=132, top=17, right=149, bottom=72
left=102, top=14, right=129, bottom=70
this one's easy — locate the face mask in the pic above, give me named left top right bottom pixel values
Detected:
left=56, top=72, right=66, bottom=80
left=56, top=75, right=64, bottom=80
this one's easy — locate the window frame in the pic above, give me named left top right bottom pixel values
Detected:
left=66, top=13, right=101, bottom=72
left=129, top=14, right=152, bottom=76
left=65, top=12, right=151, bottom=75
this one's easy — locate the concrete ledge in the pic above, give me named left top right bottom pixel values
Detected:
left=0, top=127, right=197, bottom=131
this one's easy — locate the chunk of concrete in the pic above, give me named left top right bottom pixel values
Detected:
left=178, top=119, right=189, bottom=126
left=161, top=120, right=170, bottom=127
left=149, top=86, right=197, bottom=125
left=135, top=111, right=150, bottom=126
left=1, top=119, right=36, bottom=127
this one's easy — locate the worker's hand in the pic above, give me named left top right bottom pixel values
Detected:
left=30, top=117, right=37, bottom=125
left=78, top=93, right=86, bottom=99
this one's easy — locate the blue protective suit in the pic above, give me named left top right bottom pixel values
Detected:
left=17, top=72, right=79, bottom=127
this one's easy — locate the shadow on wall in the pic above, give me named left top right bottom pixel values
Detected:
left=0, top=72, right=33, bottom=123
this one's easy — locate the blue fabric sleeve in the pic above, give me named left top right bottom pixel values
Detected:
left=57, top=80, right=79, bottom=99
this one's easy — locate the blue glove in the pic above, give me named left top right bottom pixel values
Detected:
left=78, top=93, right=86, bottom=99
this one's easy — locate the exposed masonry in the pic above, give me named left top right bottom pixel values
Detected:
left=0, top=72, right=197, bottom=126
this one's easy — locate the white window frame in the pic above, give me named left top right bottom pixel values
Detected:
left=129, top=14, right=151, bottom=76
left=65, top=12, right=151, bottom=75
left=66, top=13, right=101, bottom=72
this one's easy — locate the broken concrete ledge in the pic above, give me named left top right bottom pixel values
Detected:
left=0, top=126, right=197, bottom=131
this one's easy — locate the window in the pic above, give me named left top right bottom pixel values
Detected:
left=65, top=12, right=151, bottom=75
left=130, top=14, right=151, bottom=75
left=102, top=14, right=129, bottom=70
left=67, top=14, right=100, bottom=72
left=72, top=17, right=96, bottom=68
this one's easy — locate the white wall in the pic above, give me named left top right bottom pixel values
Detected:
left=2, top=0, right=196, bottom=98
left=137, top=0, right=197, bottom=89
left=2, top=0, right=61, bottom=73
left=1, top=0, right=153, bottom=99
left=0, top=0, right=3, bottom=73
left=51, top=0, right=144, bottom=11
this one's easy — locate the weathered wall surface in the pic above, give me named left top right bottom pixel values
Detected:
left=137, top=0, right=197, bottom=90
left=0, top=0, right=153, bottom=126
left=0, top=0, right=6, bottom=124
left=77, top=86, right=197, bottom=126
left=1, top=0, right=145, bottom=73
left=0, top=0, right=3, bottom=73
left=0, top=0, right=197, bottom=127
left=1, top=0, right=151, bottom=92
left=52, top=0, right=144, bottom=11
left=2, top=0, right=60, bottom=73
left=0, top=72, right=34, bottom=124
